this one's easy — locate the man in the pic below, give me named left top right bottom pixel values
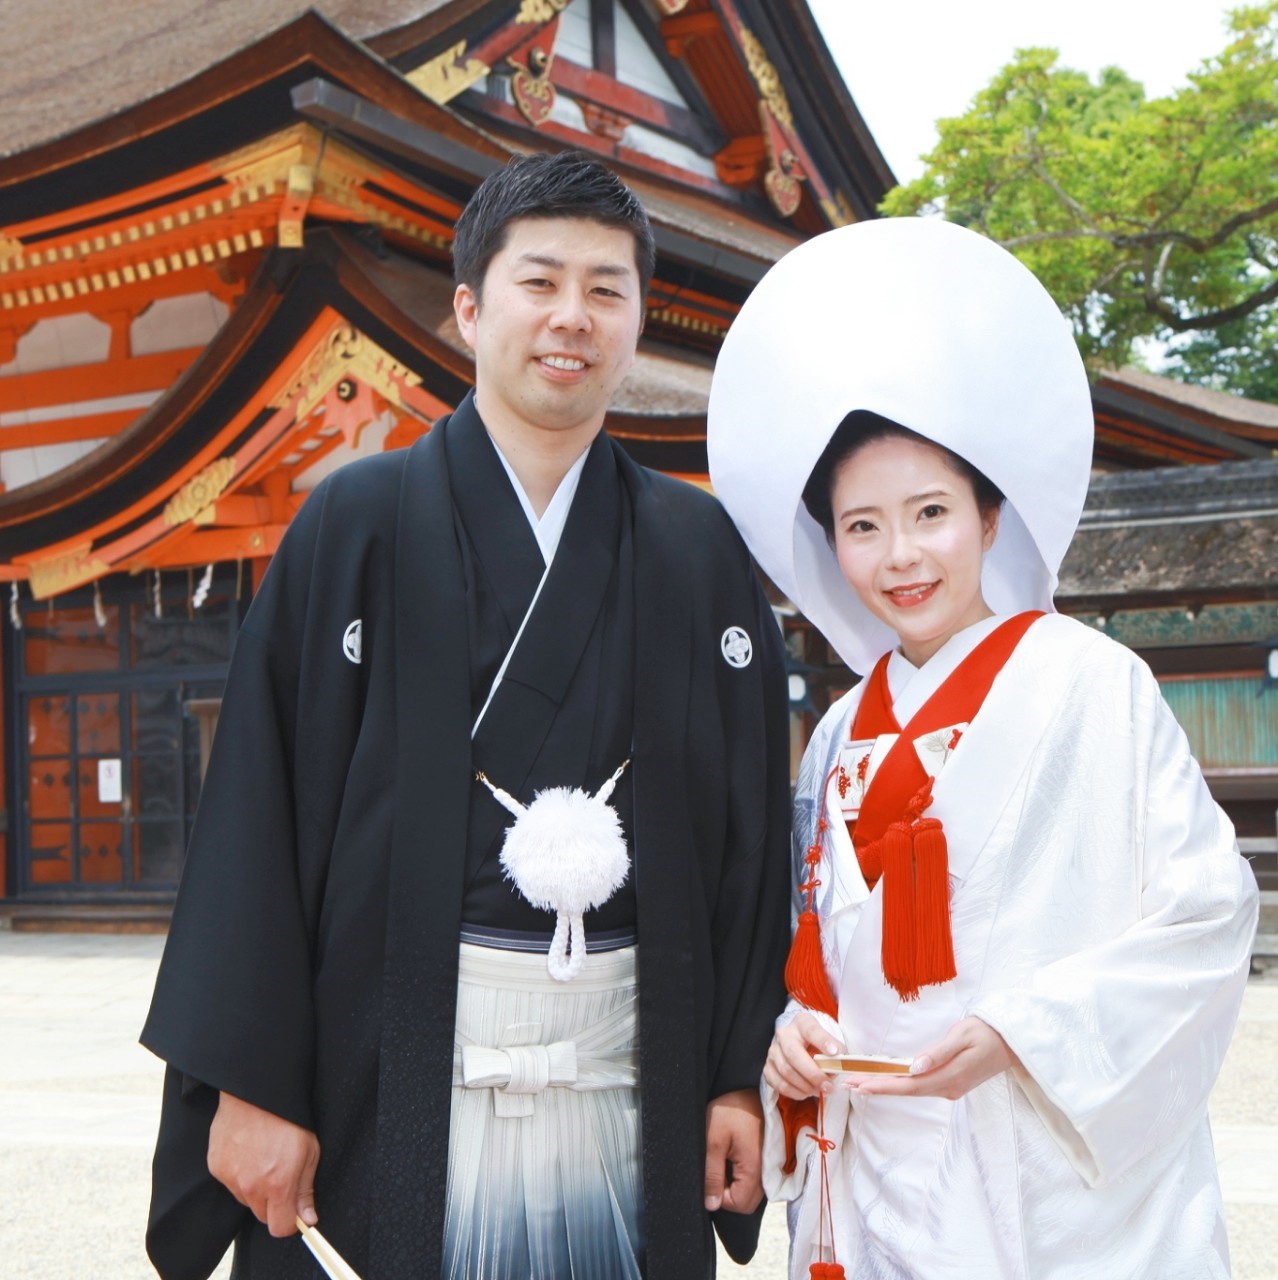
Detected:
left=142, top=151, right=790, bottom=1280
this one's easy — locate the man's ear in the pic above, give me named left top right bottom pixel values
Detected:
left=454, top=282, right=479, bottom=351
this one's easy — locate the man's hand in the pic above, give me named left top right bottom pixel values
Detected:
left=704, top=1088, right=765, bottom=1215
left=763, top=1012, right=844, bottom=1101
left=846, top=1017, right=1019, bottom=1101
left=208, top=1091, right=321, bottom=1238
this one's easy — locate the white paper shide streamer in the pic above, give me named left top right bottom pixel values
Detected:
left=477, top=761, right=631, bottom=981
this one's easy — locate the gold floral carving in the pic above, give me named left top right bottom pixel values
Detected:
left=164, top=458, right=237, bottom=527
left=516, top=0, right=569, bottom=22
left=407, top=41, right=490, bottom=104
left=26, top=544, right=111, bottom=601
left=280, top=323, right=422, bottom=421
left=738, top=26, right=793, bottom=132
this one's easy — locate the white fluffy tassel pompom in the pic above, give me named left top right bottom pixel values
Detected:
left=499, top=784, right=630, bottom=981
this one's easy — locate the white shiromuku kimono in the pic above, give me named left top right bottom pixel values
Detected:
left=764, top=613, right=1259, bottom=1280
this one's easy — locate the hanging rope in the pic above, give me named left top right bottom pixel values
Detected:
left=9, top=582, right=21, bottom=631
left=153, top=569, right=163, bottom=619
left=193, top=563, right=214, bottom=610
left=92, top=580, right=107, bottom=629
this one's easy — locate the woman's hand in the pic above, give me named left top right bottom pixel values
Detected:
left=763, top=1012, right=845, bottom=1100
left=845, top=1017, right=1019, bottom=1101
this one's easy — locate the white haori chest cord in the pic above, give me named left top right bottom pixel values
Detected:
left=471, top=562, right=631, bottom=982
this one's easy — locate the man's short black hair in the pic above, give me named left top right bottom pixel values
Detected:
left=452, top=150, right=657, bottom=302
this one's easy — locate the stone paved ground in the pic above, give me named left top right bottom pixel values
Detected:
left=1, top=932, right=1274, bottom=1279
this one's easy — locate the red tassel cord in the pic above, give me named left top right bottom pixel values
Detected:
left=912, top=815, right=956, bottom=984
left=785, top=770, right=840, bottom=1021
left=875, top=778, right=956, bottom=1001
left=877, top=816, right=919, bottom=1000
left=807, top=1095, right=846, bottom=1278
left=777, top=1095, right=818, bottom=1176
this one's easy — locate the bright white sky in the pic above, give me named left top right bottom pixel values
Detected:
left=809, top=0, right=1241, bottom=185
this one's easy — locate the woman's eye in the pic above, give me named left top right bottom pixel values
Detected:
left=920, top=504, right=945, bottom=520
left=847, top=520, right=875, bottom=534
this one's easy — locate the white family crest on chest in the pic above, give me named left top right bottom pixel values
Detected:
left=342, top=619, right=362, bottom=664
left=720, top=625, right=753, bottom=668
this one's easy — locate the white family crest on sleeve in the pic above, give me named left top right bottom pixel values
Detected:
left=720, top=625, right=753, bottom=669
left=342, top=619, right=362, bottom=664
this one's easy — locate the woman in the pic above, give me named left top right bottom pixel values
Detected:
left=706, top=219, right=1258, bottom=1279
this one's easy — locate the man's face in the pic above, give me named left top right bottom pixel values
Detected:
left=453, top=217, right=644, bottom=446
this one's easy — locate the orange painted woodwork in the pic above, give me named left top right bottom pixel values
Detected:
left=0, top=265, right=250, bottom=328
left=201, top=495, right=274, bottom=527
left=0, top=410, right=141, bottom=451
left=140, top=525, right=288, bottom=569
left=714, top=135, right=767, bottom=186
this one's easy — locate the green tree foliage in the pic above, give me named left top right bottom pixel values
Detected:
left=882, top=3, right=1278, bottom=398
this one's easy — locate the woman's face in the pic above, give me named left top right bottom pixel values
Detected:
left=830, top=435, right=1000, bottom=667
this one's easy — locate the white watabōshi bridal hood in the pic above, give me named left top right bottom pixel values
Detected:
left=706, top=217, right=1094, bottom=675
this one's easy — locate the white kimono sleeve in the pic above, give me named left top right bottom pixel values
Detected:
left=760, top=996, right=848, bottom=1201
left=970, top=653, right=1258, bottom=1187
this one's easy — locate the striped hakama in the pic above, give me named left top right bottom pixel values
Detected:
left=444, top=940, right=644, bottom=1279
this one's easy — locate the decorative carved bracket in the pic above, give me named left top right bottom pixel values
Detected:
left=23, top=543, right=111, bottom=600
left=509, top=19, right=561, bottom=127
left=276, top=322, right=422, bottom=423
left=738, top=25, right=794, bottom=132
left=163, top=458, right=238, bottom=527
left=760, top=101, right=805, bottom=218
left=516, top=0, right=569, bottom=20
left=407, top=40, right=490, bottom=105
left=278, top=164, right=315, bottom=250
left=714, top=135, right=767, bottom=187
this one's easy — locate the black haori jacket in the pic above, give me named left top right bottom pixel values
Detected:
left=141, top=414, right=791, bottom=1279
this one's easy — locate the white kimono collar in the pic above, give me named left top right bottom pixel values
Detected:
left=886, top=614, right=1013, bottom=724
left=491, top=437, right=590, bottom=567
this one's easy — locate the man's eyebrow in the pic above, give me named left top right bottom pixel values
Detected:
left=589, top=263, right=634, bottom=279
left=515, top=253, right=634, bottom=279
left=516, top=252, right=564, bottom=270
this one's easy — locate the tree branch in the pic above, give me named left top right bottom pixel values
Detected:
left=999, top=194, right=1278, bottom=253
left=1029, top=157, right=1105, bottom=234
left=1000, top=228, right=1111, bottom=248
left=1144, top=273, right=1278, bottom=331
left=1150, top=241, right=1175, bottom=296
